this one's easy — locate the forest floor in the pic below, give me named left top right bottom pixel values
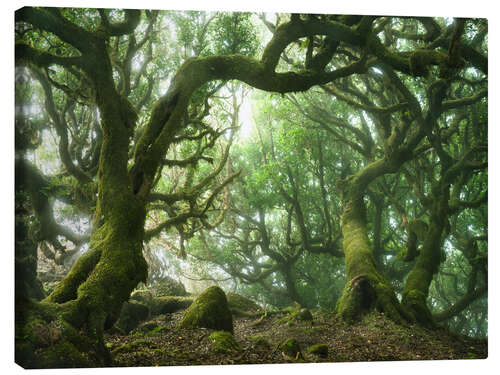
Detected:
left=105, top=308, right=487, bottom=367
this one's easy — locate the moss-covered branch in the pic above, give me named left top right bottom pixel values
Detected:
left=97, top=9, right=141, bottom=37
left=16, top=7, right=95, bottom=54
left=15, top=43, right=84, bottom=70
left=433, top=285, right=487, bottom=322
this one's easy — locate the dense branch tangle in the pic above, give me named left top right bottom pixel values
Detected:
left=15, top=8, right=487, bottom=367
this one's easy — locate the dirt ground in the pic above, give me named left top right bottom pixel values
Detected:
left=106, top=309, right=487, bottom=367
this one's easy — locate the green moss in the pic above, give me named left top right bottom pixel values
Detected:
left=145, top=326, right=166, bottom=336
left=32, top=338, right=94, bottom=368
left=178, top=286, right=233, bottom=333
left=111, top=340, right=159, bottom=356
left=226, top=292, right=261, bottom=313
left=209, top=331, right=241, bottom=354
left=278, top=338, right=304, bottom=361
left=15, top=300, right=102, bottom=368
left=130, top=290, right=154, bottom=306
left=150, top=296, right=193, bottom=316
left=45, top=245, right=103, bottom=304
left=296, top=308, right=313, bottom=321
left=249, top=335, right=271, bottom=349
left=337, top=193, right=409, bottom=326
left=152, top=277, right=188, bottom=297
left=277, top=307, right=313, bottom=326
left=401, top=289, right=435, bottom=327
left=117, top=300, right=149, bottom=333
left=402, top=211, right=446, bottom=327
left=409, top=49, right=448, bottom=77
left=336, top=274, right=408, bottom=325
left=307, top=343, right=328, bottom=357
left=300, top=326, right=323, bottom=335
left=281, top=306, right=296, bottom=313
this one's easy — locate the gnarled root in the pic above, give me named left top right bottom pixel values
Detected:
left=336, top=274, right=412, bottom=325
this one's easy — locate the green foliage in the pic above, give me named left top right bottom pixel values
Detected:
left=210, top=12, right=259, bottom=56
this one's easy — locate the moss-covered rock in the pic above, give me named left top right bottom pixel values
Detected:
left=130, top=290, right=154, bottom=306
left=278, top=338, right=304, bottom=361
left=226, top=292, right=261, bottom=314
left=151, top=277, right=188, bottom=297
left=249, top=334, right=271, bottom=349
left=209, top=331, right=241, bottom=354
left=117, top=300, right=150, bottom=333
left=178, top=286, right=233, bottom=333
left=276, top=307, right=313, bottom=326
left=307, top=343, right=328, bottom=357
left=150, top=296, right=193, bottom=316
left=130, top=315, right=171, bottom=337
left=296, top=308, right=313, bottom=321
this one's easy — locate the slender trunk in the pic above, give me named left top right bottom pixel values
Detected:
left=282, top=265, right=305, bottom=307
left=402, top=184, right=449, bottom=326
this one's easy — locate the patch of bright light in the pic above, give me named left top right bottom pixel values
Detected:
left=238, top=96, right=254, bottom=140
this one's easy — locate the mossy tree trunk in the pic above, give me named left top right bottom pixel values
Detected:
left=335, top=166, right=410, bottom=324
left=15, top=8, right=150, bottom=367
left=401, top=185, right=449, bottom=327
left=401, top=144, right=483, bottom=326
left=334, top=36, right=470, bottom=324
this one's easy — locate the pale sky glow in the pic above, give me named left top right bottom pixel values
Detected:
left=238, top=94, right=255, bottom=140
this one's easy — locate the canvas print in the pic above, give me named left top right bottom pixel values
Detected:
left=14, top=6, right=487, bottom=369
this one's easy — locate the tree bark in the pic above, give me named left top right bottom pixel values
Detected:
left=401, top=193, right=448, bottom=327
left=335, top=187, right=409, bottom=324
left=333, top=151, right=417, bottom=324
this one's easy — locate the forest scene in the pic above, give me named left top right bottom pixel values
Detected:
left=14, top=4, right=488, bottom=370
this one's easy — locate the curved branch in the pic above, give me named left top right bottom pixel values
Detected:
left=441, top=89, right=488, bottom=111
left=433, top=285, right=487, bottom=322
left=32, top=68, right=93, bottom=184
left=97, top=9, right=141, bottom=37
left=16, top=7, right=94, bottom=54
left=16, top=43, right=83, bottom=70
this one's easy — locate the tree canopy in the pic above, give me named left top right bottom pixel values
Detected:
left=14, top=6, right=487, bottom=368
